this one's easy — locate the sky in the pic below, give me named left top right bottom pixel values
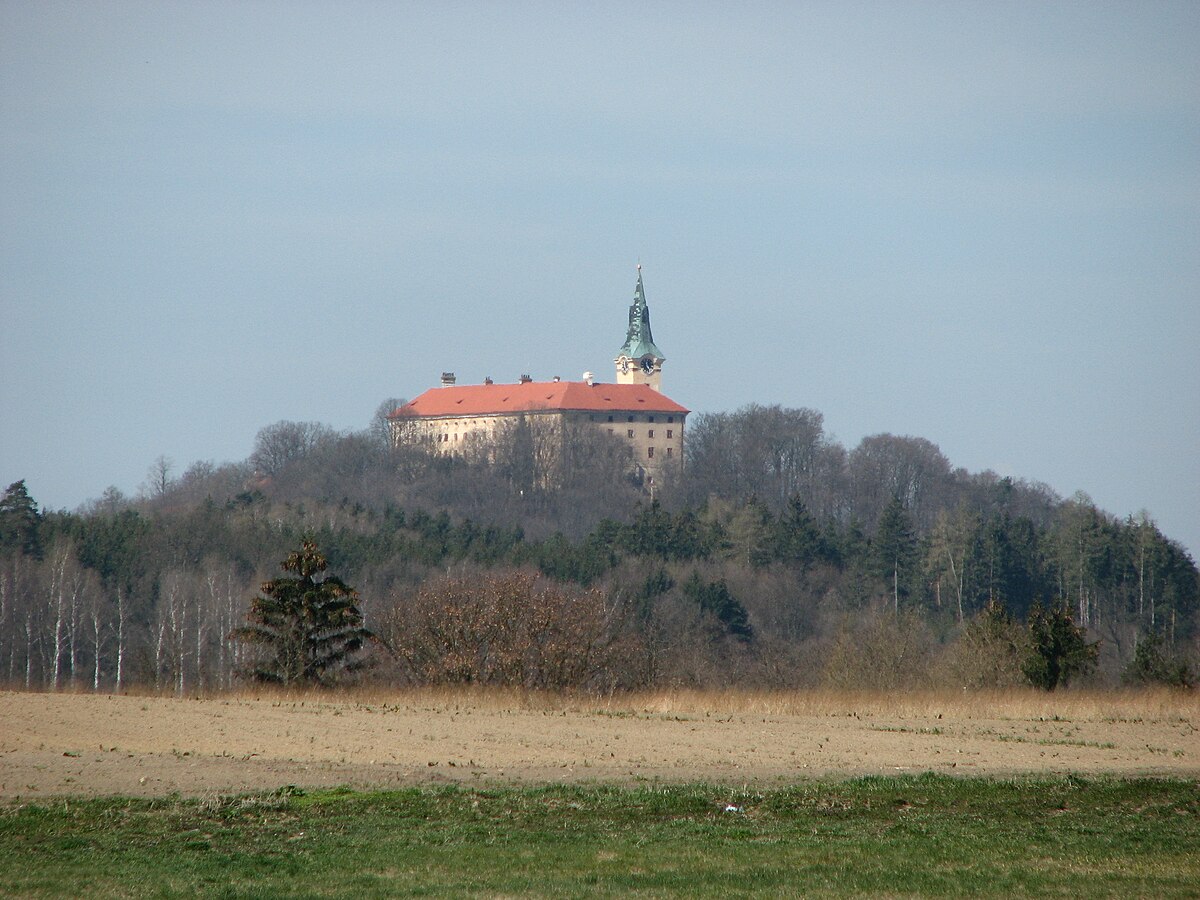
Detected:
left=2, top=1, right=1198, bottom=558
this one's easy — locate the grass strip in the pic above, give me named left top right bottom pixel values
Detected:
left=1, top=773, right=1197, bottom=897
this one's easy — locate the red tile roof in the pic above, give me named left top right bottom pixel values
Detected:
left=390, top=380, right=689, bottom=419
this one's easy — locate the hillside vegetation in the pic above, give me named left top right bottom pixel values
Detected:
left=1, top=403, right=1195, bottom=692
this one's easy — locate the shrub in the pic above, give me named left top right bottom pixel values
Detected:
left=384, top=570, right=643, bottom=691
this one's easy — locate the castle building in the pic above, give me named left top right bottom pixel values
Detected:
left=389, top=267, right=688, bottom=481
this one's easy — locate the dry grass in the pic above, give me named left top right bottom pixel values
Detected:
left=619, top=686, right=1200, bottom=721
left=204, top=683, right=1198, bottom=723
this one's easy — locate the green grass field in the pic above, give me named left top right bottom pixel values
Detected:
left=2, top=774, right=1197, bottom=897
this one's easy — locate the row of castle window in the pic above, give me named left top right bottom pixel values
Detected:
left=436, top=416, right=672, bottom=428
left=433, top=417, right=676, bottom=443
left=592, top=414, right=675, bottom=424
left=621, top=428, right=673, bottom=439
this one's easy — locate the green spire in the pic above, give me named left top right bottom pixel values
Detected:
left=617, top=266, right=665, bottom=360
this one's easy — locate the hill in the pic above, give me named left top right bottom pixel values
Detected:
left=1, top=403, right=1196, bottom=692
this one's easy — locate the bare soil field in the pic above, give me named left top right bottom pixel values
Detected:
left=2, top=688, right=1196, bottom=797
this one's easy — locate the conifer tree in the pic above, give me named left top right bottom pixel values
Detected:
left=873, top=496, right=918, bottom=613
left=683, top=571, right=753, bottom=641
left=0, top=480, right=42, bottom=558
left=1022, top=601, right=1098, bottom=690
left=1122, top=630, right=1193, bottom=688
left=232, top=539, right=375, bottom=685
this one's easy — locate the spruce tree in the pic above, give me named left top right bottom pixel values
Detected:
left=873, top=496, right=918, bottom=613
left=0, top=479, right=42, bottom=558
left=232, top=539, right=376, bottom=685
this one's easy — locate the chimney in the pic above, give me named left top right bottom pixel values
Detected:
left=583, top=371, right=595, bottom=386
left=553, top=375, right=561, bottom=383
left=519, top=374, right=533, bottom=383
left=484, top=376, right=494, bottom=385
left=440, top=372, right=456, bottom=387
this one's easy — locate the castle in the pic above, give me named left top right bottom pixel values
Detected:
left=388, top=267, right=689, bottom=483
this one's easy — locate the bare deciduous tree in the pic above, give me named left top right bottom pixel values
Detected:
left=250, top=421, right=337, bottom=477
left=384, top=570, right=641, bottom=691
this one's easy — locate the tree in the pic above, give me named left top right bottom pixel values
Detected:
left=938, top=600, right=1029, bottom=689
left=231, top=539, right=375, bottom=685
left=682, top=571, right=753, bottom=641
left=772, top=495, right=824, bottom=572
left=724, top=497, right=775, bottom=568
left=384, top=570, right=640, bottom=691
left=872, top=496, right=918, bottom=614
left=250, top=421, right=337, bottom=477
left=1122, top=630, right=1193, bottom=688
left=371, top=397, right=406, bottom=449
left=925, top=506, right=977, bottom=622
left=848, top=433, right=953, bottom=533
left=823, top=607, right=934, bottom=690
left=143, top=455, right=175, bottom=499
left=683, top=405, right=829, bottom=513
left=0, top=480, right=42, bottom=558
left=1022, top=601, right=1098, bottom=690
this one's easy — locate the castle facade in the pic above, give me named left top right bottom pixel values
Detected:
left=389, top=268, right=688, bottom=482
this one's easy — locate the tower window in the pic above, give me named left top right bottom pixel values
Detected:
left=648, top=429, right=655, bottom=438
left=647, top=447, right=655, bottom=458
left=627, top=429, right=634, bottom=438
left=667, top=429, right=673, bottom=439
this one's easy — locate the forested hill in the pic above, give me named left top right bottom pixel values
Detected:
left=1, top=403, right=1196, bottom=693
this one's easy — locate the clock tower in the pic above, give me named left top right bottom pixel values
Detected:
left=614, top=265, right=666, bottom=391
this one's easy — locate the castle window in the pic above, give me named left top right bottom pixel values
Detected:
left=608, top=428, right=614, bottom=435
left=666, top=447, right=673, bottom=457
left=667, top=416, right=674, bottom=424
left=627, top=429, right=634, bottom=438
left=607, top=415, right=613, bottom=423
left=648, top=429, right=655, bottom=438
left=667, top=429, right=673, bottom=439
left=647, top=447, right=655, bottom=458
left=627, top=415, right=634, bottom=422
left=648, top=416, right=655, bottom=423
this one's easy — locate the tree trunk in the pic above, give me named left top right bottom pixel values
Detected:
left=893, top=561, right=899, bottom=616
left=91, top=605, right=103, bottom=691
left=116, top=588, right=126, bottom=692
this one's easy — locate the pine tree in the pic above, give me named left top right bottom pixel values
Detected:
left=232, top=539, right=376, bottom=685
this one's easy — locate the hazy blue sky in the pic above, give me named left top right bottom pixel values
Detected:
left=2, top=2, right=1198, bottom=557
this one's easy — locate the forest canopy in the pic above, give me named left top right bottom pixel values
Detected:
left=1, top=403, right=1195, bottom=693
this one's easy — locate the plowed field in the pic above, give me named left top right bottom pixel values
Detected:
left=2, top=688, right=1196, bottom=797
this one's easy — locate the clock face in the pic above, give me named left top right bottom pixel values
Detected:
left=640, top=357, right=655, bottom=375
